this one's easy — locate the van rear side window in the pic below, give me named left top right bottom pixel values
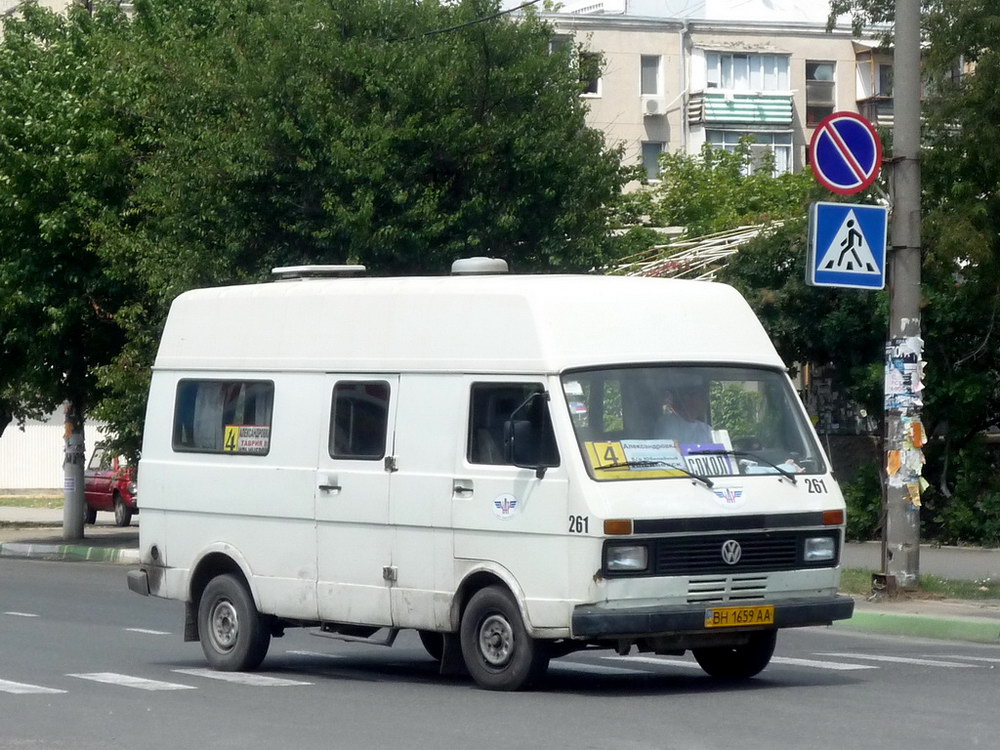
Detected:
left=172, top=380, right=274, bottom=455
left=330, top=381, right=390, bottom=460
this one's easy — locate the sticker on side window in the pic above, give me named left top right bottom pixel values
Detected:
left=223, top=425, right=270, bottom=455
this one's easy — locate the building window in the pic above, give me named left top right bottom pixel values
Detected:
left=706, top=52, right=789, bottom=92
left=330, top=381, right=390, bottom=460
left=642, top=141, right=664, bottom=180
left=579, top=52, right=602, bottom=96
left=641, top=55, right=661, bottom=96
left=706, top=130, right=792, bottom=176
left=173, top=380, right=274, bottom=454
left=805, top=61, right=836, bottom=126
left=878, top=64, right=893, bottom=96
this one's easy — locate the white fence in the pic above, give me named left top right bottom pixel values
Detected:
left=0, top=413, right=109, bottom=492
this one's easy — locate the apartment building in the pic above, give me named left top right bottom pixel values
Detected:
left=545, top=1, right=883, bottom=179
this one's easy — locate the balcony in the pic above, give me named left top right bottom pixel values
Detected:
left=857, top=96, right=894, bottom=128
left=688, top=90, right=793, bottom=126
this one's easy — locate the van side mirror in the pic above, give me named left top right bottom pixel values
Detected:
left=503, top=392, right=549, bottom=479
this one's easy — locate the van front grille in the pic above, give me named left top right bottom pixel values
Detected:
left=602, top=529, right=840, bottom=578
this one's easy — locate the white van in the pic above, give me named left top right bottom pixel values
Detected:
left=127, top=260, right=853, bottom=691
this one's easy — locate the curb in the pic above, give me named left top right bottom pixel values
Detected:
left=0, top=542, right=139, bottom=565
left=834, top=609, right=1000, bottom=644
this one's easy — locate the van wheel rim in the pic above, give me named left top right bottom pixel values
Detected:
left=478, top=614, right=513, bottom=667
left=209, top=600, right=239, bottom=652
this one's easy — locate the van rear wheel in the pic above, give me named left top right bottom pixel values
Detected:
left=198, top=574, right=271, bottom=672
left=460, top=586, right=549, bottom=691
left=692, top=629, right=777, bottom=680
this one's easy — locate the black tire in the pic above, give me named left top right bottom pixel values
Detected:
left=197, top=573, right=271, bottom=672
left=417, top=630, right=444, bottom=662
left=113, top=493, right=133, bottom=527
left=84, top=506, right=97, bottom=525
left=460, top=586, right=549, bottom=691
left=692, top=629, right=777, bottom=680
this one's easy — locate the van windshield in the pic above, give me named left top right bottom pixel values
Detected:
left=561, top=365, right=824, bottom=481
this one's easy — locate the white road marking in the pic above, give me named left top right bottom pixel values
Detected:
left=0, top=679, right=66, bottom=695
left=935, top=655, right=1000, bottom=664
left=173, top=668, right=312, bottom=686
left=817, top=653, right=980, bottom=668
left=554, top=661, right=651, bottom=675
left=69, top=672, right=196, bottom=690
left=771, top=656, right=878, bottom=671
left=3, top=612, right=39, bottom=618
left=602, top=655, right=703, bottom=670
left=124, top=628, right=171, bottom=635
left=285, top=650, right=345, bottom=660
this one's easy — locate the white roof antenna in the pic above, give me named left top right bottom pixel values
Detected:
left=450, top=257, right=509, bottom=275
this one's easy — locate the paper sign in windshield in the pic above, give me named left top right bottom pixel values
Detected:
left=584, top=439, right=688, bottom=480
left=681, top=444, right=734, bottom=476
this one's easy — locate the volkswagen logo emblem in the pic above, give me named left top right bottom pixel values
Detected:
left=721, top=539, right=742, bottom=565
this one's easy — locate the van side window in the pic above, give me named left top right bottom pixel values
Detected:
left=330, top=381, right=390, bottom=460
left=172, top=380, right=274, bottom=454
left=468, top=383, right=560, bottom=467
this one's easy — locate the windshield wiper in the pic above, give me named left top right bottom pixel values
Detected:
left=595, top=460, right=714, bottom=488
left=685, top=449, right=798, bottom=485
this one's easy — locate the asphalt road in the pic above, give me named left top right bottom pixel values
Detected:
left=3, top=558, right=1000, bottom=750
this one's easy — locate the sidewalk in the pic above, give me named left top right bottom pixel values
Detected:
left=2, top=505, right=1000, bottom=645
left=0, top=507, right=138, bottom=565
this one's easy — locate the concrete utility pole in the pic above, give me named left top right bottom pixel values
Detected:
left=62, top=402, right=86, bottom=541
left=882, top=0, right=922, bottom=588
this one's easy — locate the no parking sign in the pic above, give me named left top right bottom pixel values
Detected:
left=809, top=112, right=882, bottom=196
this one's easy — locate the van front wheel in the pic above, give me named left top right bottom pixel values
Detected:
left=198, top=574, right=271, bottom=672
left=692, top=629, right=777, bottom=680
left=460, top=586, right=548, bottom=691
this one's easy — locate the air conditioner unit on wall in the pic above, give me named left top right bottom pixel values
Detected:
left=642, top=96, right=668, bottom=117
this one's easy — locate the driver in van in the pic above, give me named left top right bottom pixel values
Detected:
left=656, top=377, right=712, bottom=444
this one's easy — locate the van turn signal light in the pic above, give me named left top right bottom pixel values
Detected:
left=603, top=519, right=633, bottom=536
left=823, top=509, right=845, bottom=526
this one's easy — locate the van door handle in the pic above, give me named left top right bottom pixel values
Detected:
left=453, top=481, right=474, bottom=497
left=318, top=474, right=341, bottom=494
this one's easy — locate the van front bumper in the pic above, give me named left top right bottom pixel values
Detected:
left=571, top=595, right=854, bottom=638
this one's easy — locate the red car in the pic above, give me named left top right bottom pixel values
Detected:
left=84, top=447, right=138, bottom=527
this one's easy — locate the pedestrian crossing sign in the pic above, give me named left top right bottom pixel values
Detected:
left=806, top=201, right=888, bottom=289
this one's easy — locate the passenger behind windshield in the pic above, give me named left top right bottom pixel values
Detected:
left=656, top=377, right=712, bottom=444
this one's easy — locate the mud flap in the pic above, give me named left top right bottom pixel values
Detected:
left=439, top=633, right=469, bottom=678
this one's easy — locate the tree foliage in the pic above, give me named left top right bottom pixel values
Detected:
left=0, top=0, right=626, bottom=453
left=620, top=139, right=816, bottom=236
left=0, top=2, right=138, bottom=438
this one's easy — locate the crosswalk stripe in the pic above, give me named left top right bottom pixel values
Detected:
left=3, top=612, right=39, bottom=618
left=69, top=672, right=196, bottom=690
left=771, top=656, right=878, bottom=671
left=602, top=656, right=703, bottom=670
left=173, top=668, right=312, bottom=686
left=817, top=653, right=980, bottom=668
left=124, top=628, right=171, bottom=635
left=0, top=679, right=66, bottom=695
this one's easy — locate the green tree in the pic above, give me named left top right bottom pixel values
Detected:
left=0, top=0, right=627, bottom=456
left=0, top=2, right=139, bottom=533
left=620, top=139, right=816, bottom=237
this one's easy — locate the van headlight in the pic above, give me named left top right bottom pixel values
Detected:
left=128, top=481, right=137, bottom=496
left=606, top=544, right=649, bottom=572
left=804, top=536, right=836, bottom=562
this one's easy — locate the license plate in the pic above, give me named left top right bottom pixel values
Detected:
left=704, top=605, right=775, bottom=628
